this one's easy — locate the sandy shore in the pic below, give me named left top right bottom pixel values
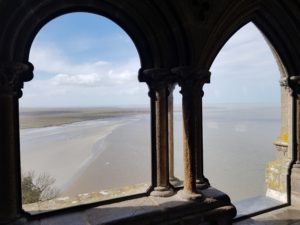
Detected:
left=21, top=110, right=152, bottom=198
left=20, top=107, right=149, bottom=129
left=21, top=118, right=130, bottom=191
left=20, top=106, right=280, bottom=202
left=64, top=116, right=151, bottom=196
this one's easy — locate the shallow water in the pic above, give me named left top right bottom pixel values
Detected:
left=20, top=106, right=280, bottom=202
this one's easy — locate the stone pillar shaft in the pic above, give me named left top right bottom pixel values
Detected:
left=168, top=84, right=175, bottom=179
left=139, top=68, right=174, bottom=197
left=168, top=84, right=182, bottom=187
left=181, top=89, right=198, bottom=194
left=173, top=67, right=210, bottom=200
left=0, top=62, right=33, bottom=223
left=296, top=96, right=300, bottom=165
left=194, top=89, right=210, bottom=189
left=290, top=76, right=300, bottom=166
left=289, top=75, right=300, bottom=206
left=155, top=86, right=169, bottom=188
left=168, top=86, right=175, bottom=179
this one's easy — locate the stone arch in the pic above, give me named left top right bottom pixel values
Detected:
left=0, top=2, right=191, bottom=223
left=0, top=0, right=187, bottom=69
left=199, top=1, right=300, bottom=76
left=197, top=0, right=300, bottom=205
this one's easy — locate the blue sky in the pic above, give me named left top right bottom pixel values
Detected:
left=20, top=12, right=280, bottom=107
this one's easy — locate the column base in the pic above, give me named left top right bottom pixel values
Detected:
left=177, top=189, right=203, bottom=201
left=293, top=162, right=300, bottom=168
left=150, top=186, right=174, bottom=197
left=196, top=178, right=210, bottom=190
left=170, top=176, right=183, bottom=187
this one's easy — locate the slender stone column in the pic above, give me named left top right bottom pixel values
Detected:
left=168, top=84, right=175, bottom=182
left=289, top=75, right=300, bottom=205
left=290, top=75, right=300, bottom=166
left=0, top=62, right=33, bottom=224
left=139, top=68, right=174, bottom=197
left=168, top=84, right=182, bottom=186
left=172, top=67, right=210, bottom=200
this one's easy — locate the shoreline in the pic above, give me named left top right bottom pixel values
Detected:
left=19, top=106, right=279, bottom=129
left=20, top=117, right=131, bottom=191
left=20, top=107, right=150, bottom=129
left=20, top=106, right=280, bottom=201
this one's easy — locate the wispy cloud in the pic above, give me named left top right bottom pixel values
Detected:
left=23, top=43, right=146, bottom=107
left=23, top=22, right=280, bottom=107
left=30, top=44, right=109, bottom=75
left=203, top=23, right=281, bottom=105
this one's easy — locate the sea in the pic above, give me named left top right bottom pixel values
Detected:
left=20, top=105, right=280, bottom=203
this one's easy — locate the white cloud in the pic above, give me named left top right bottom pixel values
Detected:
left=23, top=22, right=280, bottom=107
left=51, top=73, right=103, bottom=87
left=204, top=23, right=281, bottom=105
left=29, top=43, right=140, bottom=87
left=30, top=44, right=109, bottom=75
left=21, top=43, right=148, bottom=107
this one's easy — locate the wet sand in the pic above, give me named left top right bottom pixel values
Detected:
left=20, top=107, right=149, bottom=129
left=21, top=118, right=130, bottom=191
left=20, top=106, right=280, bottom=202
left=65, top=116, right=151, bottom=196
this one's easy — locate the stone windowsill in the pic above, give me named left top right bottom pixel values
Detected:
left=24, top=187, right=236, bottom=225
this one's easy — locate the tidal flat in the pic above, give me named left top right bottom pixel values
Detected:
left=20, top=106, right=281, bottom=203
left=20, top=107, right=150, bottom=129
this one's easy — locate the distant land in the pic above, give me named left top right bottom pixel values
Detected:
left=19, top=107, right=150, bottom=129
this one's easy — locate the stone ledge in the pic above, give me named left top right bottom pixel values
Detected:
left=23, top=187, right=236, bottom=225
left=23, top=183, right=149, bottom=214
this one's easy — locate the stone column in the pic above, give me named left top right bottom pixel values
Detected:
left=289, top=75, right=300, bottom=206
left=172, top=67, right=210, bottom=200
left=0, top=62, right=33, bottom=224
left=139, top=68, right=174, bottom=197
left=290, top=75, right=300, bottom=166
left=168, top=84, right=182, bottom=186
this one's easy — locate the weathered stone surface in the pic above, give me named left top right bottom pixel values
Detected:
left=23, top=183, right=149, bottom=213
left=265, top=159, right=289, bottom=202
left=40, top=213, right=86, bottom=225
left=140, top=68, right=174, bottom=197
left=22, top=188, right=236, bottom=225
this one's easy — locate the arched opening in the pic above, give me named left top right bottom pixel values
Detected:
left=19, top=12, right=151, bottom=212
left=203, top=22, right=289, bottom=216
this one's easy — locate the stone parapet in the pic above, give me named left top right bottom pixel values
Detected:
left=23, top=183, right=149, bottom=214
left=21, top=187, right=236, bottom=225
left=265, top=159, right=289, bottom=202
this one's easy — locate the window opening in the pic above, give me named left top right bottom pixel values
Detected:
left=20, top=12, right=150, bottom=213
left=203, top=23, right=287, bottom=217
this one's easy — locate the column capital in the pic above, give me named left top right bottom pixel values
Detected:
left=0, top=62, right=34, bottom=98
left=172, top=67, right=211, bottom=95
left=168, top=83, right=176, bottom=93
left=139, top=68, right=176, bottom=99
left=139, top=68, right=175, bottom=84
left=289, top=75, right=300, bottom=97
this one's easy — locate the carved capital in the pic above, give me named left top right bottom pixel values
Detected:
left=168, top=83, right=176, bottom=94
left=139, top=68, right=176, bottom=99
left=279, top=76, right=293, bottom=95
left=280, top=77, right=289, bottom=87
left=172, top=67, right=211, bottom=96
left=139, top=68, right=175, bottom=84
left=0, top=62, right=34, bottom=97
left=289, top=75, right=300, bottom=98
